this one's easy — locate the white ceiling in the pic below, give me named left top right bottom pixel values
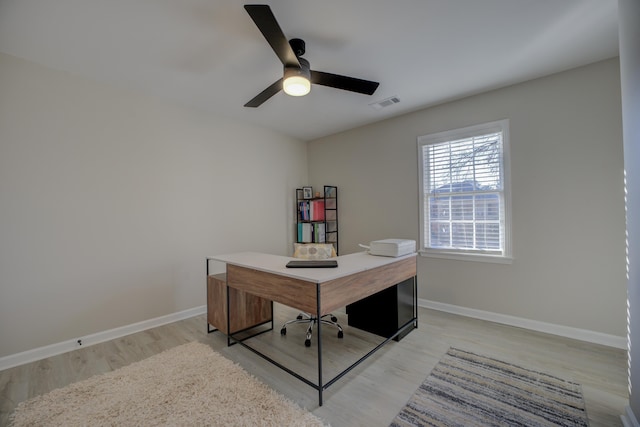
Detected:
left=0, top=0, right=619, bottom=141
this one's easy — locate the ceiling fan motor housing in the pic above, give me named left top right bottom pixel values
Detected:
left=284, top=57, right=310, bottom=80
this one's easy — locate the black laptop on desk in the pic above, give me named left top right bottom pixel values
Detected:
left=286, top=260, right=338, bottom=268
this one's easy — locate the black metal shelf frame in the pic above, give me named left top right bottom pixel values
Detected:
left=296, top=185, right=338, bottom=255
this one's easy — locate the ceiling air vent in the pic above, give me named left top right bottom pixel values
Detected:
left=369, top=96, right=400, bottom=110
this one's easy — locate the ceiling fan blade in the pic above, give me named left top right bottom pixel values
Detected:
left=310, top=71, right=379, bottom=95
left=244, top=5, right=300, bottom=68
left=244, top=78, right=283, bottom=108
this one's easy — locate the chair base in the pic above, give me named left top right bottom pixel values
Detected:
left=280, top=313, right=344, bottom=347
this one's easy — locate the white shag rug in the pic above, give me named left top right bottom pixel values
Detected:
left=10, top=341, right=328, bottom=427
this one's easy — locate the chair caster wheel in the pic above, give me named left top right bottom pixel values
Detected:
left=280, top=328, right=286, bottom=335
left=296, top=314, right=303, bottom=320
left=331, top=316, right=338, bottom=322
left=305, top=339, right=311, bottom=347
left=338, top=331, right=344, bottom=339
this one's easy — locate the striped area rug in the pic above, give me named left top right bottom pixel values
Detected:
left=390, top=347, right=589, bottom=427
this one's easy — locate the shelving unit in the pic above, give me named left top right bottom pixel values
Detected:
left=295, top=185, right=338, bottom=254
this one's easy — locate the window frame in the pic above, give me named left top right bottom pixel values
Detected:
left=417, top=119, right=512, bottom=263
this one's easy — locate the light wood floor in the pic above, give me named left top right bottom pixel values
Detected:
left=0, top=306, right=628, bottom=427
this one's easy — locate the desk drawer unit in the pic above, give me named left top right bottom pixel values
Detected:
left=347, top=277, right=415, bottom=341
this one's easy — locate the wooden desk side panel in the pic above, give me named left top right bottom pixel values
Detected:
left=207, top=274, right=272, bottom=334
left=227, top=265, right=318, bottom=314
left=320, top=257, right=417, bottom=315
left=207, top=274, right=228, bottom=331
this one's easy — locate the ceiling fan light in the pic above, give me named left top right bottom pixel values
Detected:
left=283, top=75, right=310, bottom=96
left=283, top=60, right=311, bottom=97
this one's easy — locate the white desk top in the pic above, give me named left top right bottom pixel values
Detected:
left=208, top=251, right=416, bottom=283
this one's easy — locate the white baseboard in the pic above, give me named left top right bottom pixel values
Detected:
left=0, top=305, right=206, bottom=372
left=419, top=299, right=627, bottom=349
left=622, top=405, right=640, bottom=427
left=1, top=300, right=626, bottom=371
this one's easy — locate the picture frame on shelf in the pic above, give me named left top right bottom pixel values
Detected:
left=303, top=186, right=313, bottom=199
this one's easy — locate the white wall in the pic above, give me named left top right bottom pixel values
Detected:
left=309, top=58, right=627, bottom=338
left=0, top=53, right=306, bottom=358
left=619, top=0, right=640, bottom=421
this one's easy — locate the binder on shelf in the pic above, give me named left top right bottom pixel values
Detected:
left=310, top=200, right=325, bottom=221
left=302, top=223, right=312, bottom=242
left=314, top=223, right=326, bottom=243
left=299, top=201, right=310, bottom=221
left=297, top=223, right=313, bottom=242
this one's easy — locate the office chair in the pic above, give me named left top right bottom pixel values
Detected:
left=280, top=312, right=344, bottom=347
left=280, top=244, right=344, bottom=347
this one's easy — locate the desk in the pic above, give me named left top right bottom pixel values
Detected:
left=207, top=251, right=417, bottom=406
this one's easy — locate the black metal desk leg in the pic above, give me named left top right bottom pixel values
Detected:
left=226, top=279, right=232, bottom=346
left=413, top=275, right=418, bottom=329
left=206, top=259, right=210, bottom=333
left=316, top=283, right=323, bottom=406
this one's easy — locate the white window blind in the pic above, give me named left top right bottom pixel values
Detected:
left=418, top=120, right=511, bottom=261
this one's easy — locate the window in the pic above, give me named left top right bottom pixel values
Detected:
left=417, top=120, right=511, bottom=262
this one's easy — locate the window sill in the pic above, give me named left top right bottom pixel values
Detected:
left=419, top=250, right=513, bottom=264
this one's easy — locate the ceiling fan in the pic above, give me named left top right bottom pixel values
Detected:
left=243, top=4, right=380, bottom=108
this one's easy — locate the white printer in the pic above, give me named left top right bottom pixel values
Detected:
left=365, top=239, right=416, bottom=257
